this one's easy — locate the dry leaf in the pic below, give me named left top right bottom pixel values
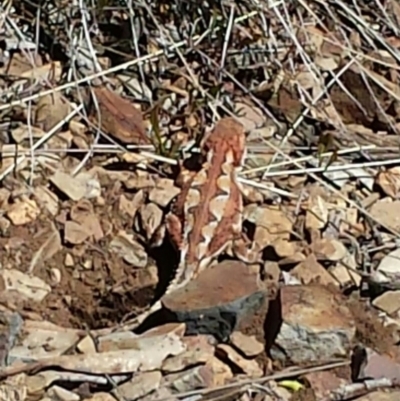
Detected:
left=329, top=65, right=393, bottom=126
left=376, top=167, right=400, bottom=199
left=35, top=92, right=71, bottom=132
left=91, top=87, right=150, bottom=145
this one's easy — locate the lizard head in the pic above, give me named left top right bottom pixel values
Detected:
left=201, top=117, right=246, bottom=167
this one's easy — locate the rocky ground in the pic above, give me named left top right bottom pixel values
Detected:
left=2, top=1, right=400, bottom=400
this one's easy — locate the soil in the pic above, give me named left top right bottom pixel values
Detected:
left=1, top=177, right=400, bottom=376
left=0, top=182, right=161, bottom=331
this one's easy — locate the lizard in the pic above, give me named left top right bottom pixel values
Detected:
left=115, top=117, right=260, bottom=332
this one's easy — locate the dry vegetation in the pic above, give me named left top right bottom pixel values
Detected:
left=2, top=0, right=400, bottom=400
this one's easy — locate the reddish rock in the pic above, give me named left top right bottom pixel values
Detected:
left=162, top=260, right=269, bottom=341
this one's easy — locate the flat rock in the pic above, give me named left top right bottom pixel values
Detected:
left=377, top=248, right=400, bottom=275
left=270, top=285, right=356, bottom=364
left=216, top=344, right=263, bottom=377
left=291, top=254, right=337, bottom=286
left=230, top=331, right=264, bottom=357
left=372, top=291, right=400, bottom=316
left=50, top=171, right=99, bottom=201
left=163, top=365, right=214, bottom=392
left=370, top=200, right=400, bottom=232
left=204, top=356, right=233, bottom=386
left=117, top=371, right=162, bottom=401
left=162, top=260, right=268, bottom=341
left=161, top=333, right=215, bottom=374
left=148, top=178, right=180, bottom=208
left=311, top=238, right=347, bottom=261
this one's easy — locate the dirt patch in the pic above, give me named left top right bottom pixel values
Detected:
left=346, top=294, right=400, bottom=360
left=0, top=183, right=162, bottom=331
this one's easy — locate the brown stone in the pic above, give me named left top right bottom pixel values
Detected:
left=162, top=260, right=268, bottom=341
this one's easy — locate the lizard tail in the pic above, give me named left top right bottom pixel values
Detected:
left=113, top=300, right=163, bottom=332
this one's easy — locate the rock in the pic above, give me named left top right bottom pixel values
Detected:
left=64, top=221, right=91, bottom=245
left=50, top=171, right=92, bottom=201
left=230, top=331, right=264, bottom=357
left=10, top=321, right=81, bottom=361
left=311, top=238, right=347, bottom=261
left=81, top=214, right=104, bottom=242
left=119, top=191, right=144, bottom=218
left=117, top=371, right=162, bottom=401
left=270, top=285, right=356, bottom=364
left=64, top=254, right=74, bottom=267
left=124, top=171, right=155, bottom=190
left=49, top=268, right=61, bottom=285
left=29, top=224, right=62, bottom=272
left=216, top=344, right=263, bottom=377
left=0, top=270, right=51, bottom=302
left=163, top=365, right=214, bottom=392
left=370, top=199, right=400, bottom=232
left=378, top=248, right=400, bottom=275
left=0, top=188, right=10, bottom=208
left=97, top=323, right=186, bottom=353
left=204, top=356, right=234, bottom=386
left=162, top=344, right=214, bottom=373
left=139, top=387, right=175, bottom=401
left=305, top=195, right=329, bottom=230
left=97, top=331, right=139, bottom=353
left=34, top=186, right=59, bottom=216
left=148, top=178, right=180, bottom=208
left=330, top=253, right=361, bottom=288
left=273, top=239, right=304, bottom=260
left=47, top=386, right=79, bottom=401
left=109, top=231, right=148, bottom=267
left=376, top=167, right=400, bottom=199
left=138, top=203, right=163, bottom=241
left=70, top=200, right=104, bottom=241
left=162, top=260, right=268, bottom=341
left=263, top=261, right=281, bottom=284
left=6, top=198, right=40, bottom=225
left=302, top=370, right=347, bottom=400
left=84, top=393, right=116, bottom=401
left=142, top=322, right=187, bottom=339
left=76, top=335, right=96, bottom=354
left=291, top=254, right=337, bottom=286
left=0, top=216, right=10, bottom=235
left=373, top=291, right=400, bottom=316
left=243, top=205, right=293, bottom=249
